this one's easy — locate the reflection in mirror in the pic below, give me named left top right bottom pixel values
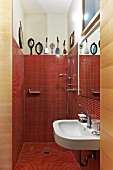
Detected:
left=90, top=42, right=98, bottom=55
left=79, top=55, right=100, bottom=100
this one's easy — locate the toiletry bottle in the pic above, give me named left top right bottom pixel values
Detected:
left=87, top=114, right=91, bottom=128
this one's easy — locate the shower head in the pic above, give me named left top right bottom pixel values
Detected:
left=59, top=73, right=71, bottom=79
left=59, top=73, right=66, bottom=77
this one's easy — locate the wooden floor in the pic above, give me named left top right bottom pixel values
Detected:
left=15, top=142, right=80, bottom=170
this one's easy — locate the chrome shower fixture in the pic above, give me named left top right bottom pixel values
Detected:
left=59, top=73, right=71, bottom=79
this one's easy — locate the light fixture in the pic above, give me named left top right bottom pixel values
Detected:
left=84, top=13, right=89, bottom=21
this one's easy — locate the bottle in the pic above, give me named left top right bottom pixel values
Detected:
left=87, top=114, right=91, bottom=128
left=84, top=38, right=89, bottom=54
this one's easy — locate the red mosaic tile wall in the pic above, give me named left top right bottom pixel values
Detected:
left=24, top=55, right=68, bottom=142
left=69, top=44, right=100, bottom=170
left=13, top=39, right=25, bottom=168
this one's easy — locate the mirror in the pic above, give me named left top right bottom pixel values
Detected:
left=35, top=42, right=43, bottom=55
left=90, top=42, right=98, bottom=55
left=81, top=0, right=100, bottom=36
left=79, top=55, right=100, bottom=100
left=28, top=38, right=35, bottom=55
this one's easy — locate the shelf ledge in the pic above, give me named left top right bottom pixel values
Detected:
left=28, top=89, right=42, bottom=94
left=91, top=89, right=100, bottom=94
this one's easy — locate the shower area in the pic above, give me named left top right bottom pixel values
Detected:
left=13, top=39, right=100, bottom=170
left=13, top=38, right=80, bottom=169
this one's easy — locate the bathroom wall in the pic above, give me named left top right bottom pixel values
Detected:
left=13, top=39, right=25, bottom=168
left=69, top=43, right=100, bottom=170
left=24, top=14, right=47, bottom=55
left=68, top=0, right=82, bottom=49
left=23, top=13, right=68, bottom=55
left=47, top=14, right=68, bottom=54
left=24, top=55, right=68, bottom=142
left=13, top=0, right=68, bottom=55
left=13, top=0, right=24, bottom=49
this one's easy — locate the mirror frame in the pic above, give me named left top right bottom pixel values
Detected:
left=81, top=0, right=100, bottom=36
left=35, top=42, right=43, bottom=55
left=90, top=42, right=98, bottom=55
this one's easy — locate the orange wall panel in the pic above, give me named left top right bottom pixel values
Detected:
left=100, top=0, right=113, bottom=169
left=0, top=0, right=12, bottom=169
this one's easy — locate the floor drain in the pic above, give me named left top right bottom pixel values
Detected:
left=44, top=150, right=50, bottom=155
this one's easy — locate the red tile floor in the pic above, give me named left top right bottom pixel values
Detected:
left=15, top=142, right=81, bottom=170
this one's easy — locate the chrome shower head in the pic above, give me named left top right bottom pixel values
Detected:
left=59, top=73, right=65, bottom=77
left=59, top=73, right=71, bottom=79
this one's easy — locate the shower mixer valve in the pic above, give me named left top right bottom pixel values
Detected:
left=66, top=88, right=77, bottom=92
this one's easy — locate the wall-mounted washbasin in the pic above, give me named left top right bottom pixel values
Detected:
left=53, top=119, right=100, bottom=150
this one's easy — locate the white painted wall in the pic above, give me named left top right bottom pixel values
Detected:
left=13, top=0, right=100, bottom=55
left=13, top=1, right=67, bottom=55
left=47, top=14, right=68, bottom=55
left=68, top=0, right=82, bottom=51
left=13, top=0, right=24, bottom=49
left=24, top=14, right=47, bottom=54
left=24, top=14, right=67, bottom=55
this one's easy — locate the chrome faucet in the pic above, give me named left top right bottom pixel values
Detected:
left=87, top=114, right=91, bottom=128
left=59, top=73, right=71, bottom=79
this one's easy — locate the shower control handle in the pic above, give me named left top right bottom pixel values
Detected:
left=68, top=84, right=75, bottom=86
left=66, top=88, right=77, bottom=92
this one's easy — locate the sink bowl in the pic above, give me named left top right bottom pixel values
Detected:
left=53, top=119, right=100, bottom=150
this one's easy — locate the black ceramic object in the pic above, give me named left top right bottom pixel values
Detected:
left=18, top=21, right=23, bottom=49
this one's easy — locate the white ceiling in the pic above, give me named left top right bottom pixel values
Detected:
left=21, top=0, right=73, bottom=14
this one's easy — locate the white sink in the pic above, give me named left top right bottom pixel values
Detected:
left=53, top=119, right=100, bottom=150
